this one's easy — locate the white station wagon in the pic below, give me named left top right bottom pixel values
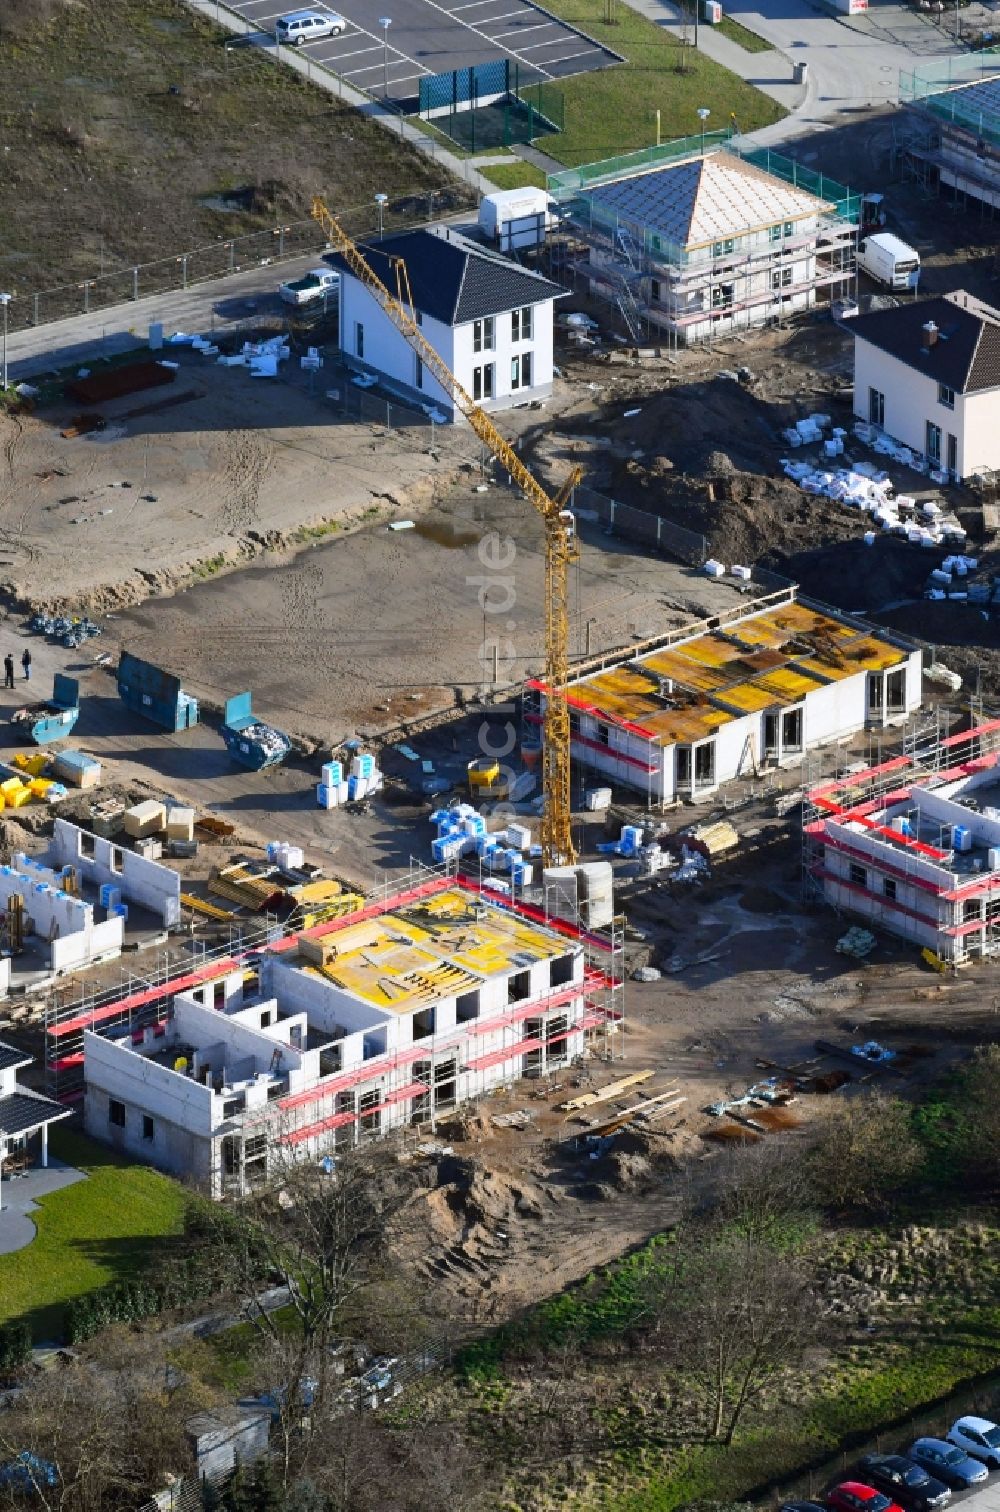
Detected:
left=275, top=9, right=346, bottom=44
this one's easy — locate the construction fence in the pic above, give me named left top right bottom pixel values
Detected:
left=575, top=484, right=707, bottom=566
left=420, top=59, right=564, bottom=151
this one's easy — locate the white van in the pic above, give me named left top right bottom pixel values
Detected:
left=275, top=9, right=347, bottom=44
left=857, top=232, right=920, bottom=292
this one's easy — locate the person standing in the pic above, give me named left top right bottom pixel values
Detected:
left=3, top=654, right=13, bottom=689
left=21, top=648, right=30, bottom=681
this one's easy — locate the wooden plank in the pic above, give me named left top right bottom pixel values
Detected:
left=559, top=1069, right=654, bottom=1112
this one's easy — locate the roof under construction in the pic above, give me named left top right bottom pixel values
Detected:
left=582, top=148, right=834, bottom=251
left=565, top=601, right=912, bottom=747
left=293, top=886, right=574, bottom=1011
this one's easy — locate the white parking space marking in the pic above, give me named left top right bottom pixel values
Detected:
left=490, top=22, right=558, bottom=38
left=410, top=0, right=554, bottom=74
left=224, top=0, right=616, bottom=97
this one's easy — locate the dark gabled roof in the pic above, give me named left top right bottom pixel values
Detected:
left=325, top=227, right=565, bottom=327
left=0, top=1090, right=70, bottom=1137
left=0, top=1042, right=31, bottom=1073
left=850, top=291, right=1000, bottom=393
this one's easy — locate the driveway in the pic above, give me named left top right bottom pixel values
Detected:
left=0, top=1162, right=87, bottom=1256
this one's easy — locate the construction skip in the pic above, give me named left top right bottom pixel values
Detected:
left=530, top=586, right=922, bottom=807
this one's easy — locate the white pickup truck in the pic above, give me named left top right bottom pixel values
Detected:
left=278, top=268, right=340, bottom=306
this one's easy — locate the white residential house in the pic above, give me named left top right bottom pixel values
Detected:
left=851, top=290, right=1000, bottom=479
left=0, top=1042, right=71, bottom=1187
left=326, top=226, right=565, bottom=419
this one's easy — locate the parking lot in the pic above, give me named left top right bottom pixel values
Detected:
left=231, top=0, right=620, bottom=105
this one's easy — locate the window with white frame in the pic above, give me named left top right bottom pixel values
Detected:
left=771, top=267, right=793, bottom=290
left=355, top=322, right=364, bottom=359
left=473, top=363, right=494, bottom=402
left=938, top=382, right=955, bottom=409
left=511, top=352, right=533, bottom=391
left=473, top=317, right=495, bottom=353
left=511, top=306, right=533, bottom=341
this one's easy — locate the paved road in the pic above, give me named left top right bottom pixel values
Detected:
left=4, top=254, right=331, bottom=383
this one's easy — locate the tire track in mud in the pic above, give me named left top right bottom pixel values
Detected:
left=221, top=428, right=273, bottom=538
left=0, top=413, right=39, bottom=566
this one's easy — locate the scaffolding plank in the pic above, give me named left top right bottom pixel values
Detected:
left=48, top=958, right=239, bottom=1039
left=464, top=1036, right=542, bottom=1073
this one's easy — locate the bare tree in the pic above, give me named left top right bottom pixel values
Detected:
left=0, top=1332, right=203, bottom=1511
left=808, top=1090, right=922, bottom=1213
left=638, top=1221, right=822, bottom=1444
left=207, top=1145, right=419, bottom=1492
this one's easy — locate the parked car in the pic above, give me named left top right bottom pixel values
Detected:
left=908, top=1439, right=990, bottom=1489
left=275, top=9, right=346, bottom=44
left=781, top=1502, right=827, bottom=1512
left=827, top=1481, right=903, bottom=1512
left=857, top=1454, right=951, bottom=1511
left=278, top=268, right=340, bottom=306
left=946, top=1417, right=1000, bottom=1470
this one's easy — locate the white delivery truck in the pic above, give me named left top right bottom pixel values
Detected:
left=478, top=187, right=556, bottom=252
left=856, top=232, right=920, bottom=292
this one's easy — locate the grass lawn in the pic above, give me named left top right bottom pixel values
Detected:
left=714, top=14, right=773, bottom=52
left=0, top=1128, right=189, bottom=1341
left=482, top=162, right=549, bottom=189
left=532, top=0, right=784, bottom=166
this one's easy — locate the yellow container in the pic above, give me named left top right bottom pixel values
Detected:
left=9, top=787, right=32, bottom=808
left=0, top=777, right=24, bottom=797
left=28, top=778, right=53, bottom=796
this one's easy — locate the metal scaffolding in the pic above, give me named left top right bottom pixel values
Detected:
left=549, top=135, right=859, bottom=347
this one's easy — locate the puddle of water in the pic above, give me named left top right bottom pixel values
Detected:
left=413, top=518, right=481, bottom=549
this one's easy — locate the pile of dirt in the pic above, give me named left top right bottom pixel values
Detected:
left=608, top=454, right=847, bottom=566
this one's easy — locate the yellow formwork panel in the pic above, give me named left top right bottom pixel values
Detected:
left=641, top=705, right=735, bottom=745
left=756, top=667, right=820, bottom=701
left=641, top=650, right=729, bottom=692
left=720, top=681, right=779, bottom=713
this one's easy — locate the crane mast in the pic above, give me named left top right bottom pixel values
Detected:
left=311, top=197, right=578, bottom=865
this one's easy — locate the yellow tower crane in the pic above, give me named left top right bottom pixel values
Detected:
left=311, top=197, right=579, bottom=865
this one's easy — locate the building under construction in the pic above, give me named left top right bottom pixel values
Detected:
left=899, top=52, right=1000, bottom=214
left=550, top=134, right=859, bottom=345
left=74, top=871, right=622, bottom=1197
left=804, top=716, right=1000, bottom=965
left=530, top=585, right=922, bottom=807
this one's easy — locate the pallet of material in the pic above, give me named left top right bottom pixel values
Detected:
left=194, top=816, right=236, bottom=843
left=209, top=864, right=284, bottom=911
left=181, top=893, right=239, bottom=922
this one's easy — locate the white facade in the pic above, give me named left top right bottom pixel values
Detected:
left=338, top=273, right=555, bottom=418
left=84, top=888, right=591, bottom=1197
left=853, top=336, right=1000, bottom=480
left=815, top=762, right=1000, bottom=965
left=542, top=594, right=922, bottom=805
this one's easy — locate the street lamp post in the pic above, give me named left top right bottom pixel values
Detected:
left=0, top=294, right=10, bottom=393
left=697, top=106, right=710, bottom=155
left=379, top=17, right=392, bottom=97
left=375, top=192, right=389, bottom=239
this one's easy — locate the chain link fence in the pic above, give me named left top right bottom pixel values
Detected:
left=765, top=1375, right=1000, bottom=1507
left=574, top=483, right=708, bottom=566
